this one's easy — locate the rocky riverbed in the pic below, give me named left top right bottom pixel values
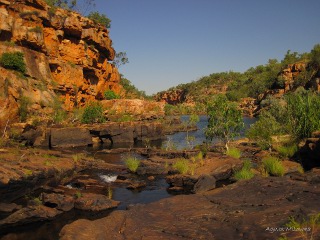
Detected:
left=0, top=140, right=319, bottom=240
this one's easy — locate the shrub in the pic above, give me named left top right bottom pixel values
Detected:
left=262, top=156, right=285, bottom=177
left=234, top=160, right=255, bottom=180
left=125, top=157, right=140, bottom=173
left=226, top=147, right=241, bottom=158
left=246, top=111, right=282, bottom=150
left=81, top=102, right=105, bottom=124
left=173, top=158, right=189, bottom=174
left=286, top=91, right=320, bottom=139
left=0, top=52, right=26, bottom=74
left=87, top=11, right=111, bottom=28
left=104, top=90, right=119, bottom=100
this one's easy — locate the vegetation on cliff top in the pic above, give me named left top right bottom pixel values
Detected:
left=156, top=44, right=320, bottom=112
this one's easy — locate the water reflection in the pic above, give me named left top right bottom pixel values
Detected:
left=163, top=115, right=257, bottom=150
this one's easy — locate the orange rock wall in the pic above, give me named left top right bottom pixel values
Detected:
left=0, top=0, right=121, bottom=116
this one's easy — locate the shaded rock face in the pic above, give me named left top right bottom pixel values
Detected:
left=278, top=62, right=306, bottom=92
left=0, top=0, right=121, bottom=126
left=19, top=122, right=164, bottom=147
left=297, top=136, right=320, bottom=170
left=59, top=177, right=320, bottom=240
left=238, top=97, right=259, bottom=116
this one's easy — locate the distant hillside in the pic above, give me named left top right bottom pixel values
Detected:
left=155, top=45, right=320, bottom=115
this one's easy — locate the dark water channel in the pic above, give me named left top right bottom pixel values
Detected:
left=0, top=116, right=256, bottom=240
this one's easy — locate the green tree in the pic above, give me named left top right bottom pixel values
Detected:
left=87, top=11, right=111, bottom=28
left=205, top=94, right=244, bottom=151
left=113, top=52, right=129, bottom=68
left=309, top=43, right=320, bottom=72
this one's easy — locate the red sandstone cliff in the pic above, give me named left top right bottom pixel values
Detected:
left=0, top=0, right=121, bottom=127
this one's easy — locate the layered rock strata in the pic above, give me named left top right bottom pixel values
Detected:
left=0, top=0, right=120, bottom=126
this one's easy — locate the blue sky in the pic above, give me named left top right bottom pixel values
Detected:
left=92, top=0, right=320, bottom=95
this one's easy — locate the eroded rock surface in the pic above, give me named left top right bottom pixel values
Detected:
left=60, top=176, right=320, bottom=240
left=0, top=0, right=121, bottom=126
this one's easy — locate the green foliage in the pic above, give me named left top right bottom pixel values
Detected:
left=81, top=102, right=105, bottom=124
left=0, top=52, right=26, bottom=74
left=173, top=158, right=189, bottom=174
left=74, top=191, right=82, bottom=199
left=262, top=156, right=285, bottom=177
left=72, top=153, right=85, bottom=162
left=120, top=75, right=147, bottom=99
left=246, top=111, right=282, bottom=150
left=87, top=11, right=111, bottom=28
left=51, top=96, right=67, bottom=124
left=205, top=94, right=244, bottom=149
left=274, top=143, right=298, bottom=158
left=19, top=96, right=31, bottom=122
left=45, top=0, right=77, bottom=10
left=3, top=41, right=15, bottom=47
left=281, top=50, right=303, bottom=66
left=103, top=90, right=119, bottom=100
left=282, top=212, right=320, bottom=240
left=116, top=114, right=134, bottom=122
left=233, top=160, right=254, bottom=181
left=125, top=156, right=140, bottom=173
left=226, top=147, right=241, bottom=158
left=309, top=44, right=320, bottom=71
left=33, top=197, right=43, bottom=205
left=286, top=90, right=320, bottom=139
left=114, top=52, right=129, bottom=68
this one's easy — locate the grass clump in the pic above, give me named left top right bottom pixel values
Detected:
left=173, top=158, right=189, bottom=174
left=280, top=212, right=320, bottom=240
left=226, top=147, right=241, bottom=159
left=0, top=52, right=26, bottom=74
left=72, top=153, right=85, bottom=162
left=81, top=102, right=105, bottom=124
left=274, top=143, right=298, bottom=158
left=233, top=159, right=254, bottom=181
left=262, top=156, right=285, bottom=177
left=125, top=157, right=140, bottom=173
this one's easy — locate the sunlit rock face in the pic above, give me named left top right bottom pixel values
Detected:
left=0, top=0, right=121, bottom=126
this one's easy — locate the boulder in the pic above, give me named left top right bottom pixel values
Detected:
left=297, top=137, right=320, bottom=170
left=74, top=193, right=119, bottom=211
left=41, top=193, right=74, bottom=212
left=192, top=174, right=216, bottom=193
left=0, top=205, right=61, bottom=227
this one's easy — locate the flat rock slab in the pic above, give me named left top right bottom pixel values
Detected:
left=0, top=205, right=61, bottom=227
left=60, top=177, right=320, bottom=240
